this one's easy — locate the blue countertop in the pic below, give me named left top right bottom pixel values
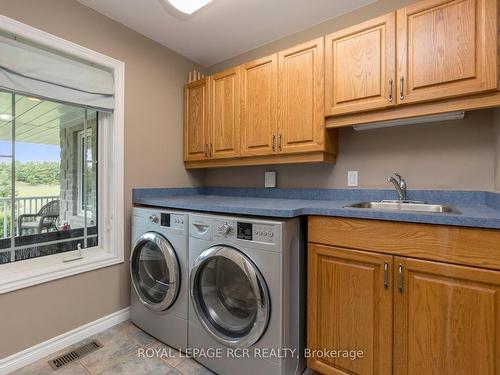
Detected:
left=132, top=187, right=500, bottom=229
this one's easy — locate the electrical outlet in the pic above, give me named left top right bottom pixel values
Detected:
left=348, top=171, right=358, bottom=187
left=265, top=171, right=277, bottom=188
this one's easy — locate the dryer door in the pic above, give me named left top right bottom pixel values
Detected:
left=190, top=245, right=270, bottom=348
left=130, top=232, right=180, bottom=312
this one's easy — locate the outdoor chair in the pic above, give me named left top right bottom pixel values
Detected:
left=17, top=199, right=60, bottom=235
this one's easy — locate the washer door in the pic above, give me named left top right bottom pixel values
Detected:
left=190, top=245, right=270, bottom=348
left=130, top=232, right=180, bottom=312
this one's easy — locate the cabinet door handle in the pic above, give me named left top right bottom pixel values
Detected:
left=384, top=262, right=389, bottom=289
left=399, top=77, right=405, bottom=101
left=272, top=134, right=276, bottom=152
left=398, top=264, right=404, bottom=293
left=278, top=134, right=282, bottom=151
left=209, top=143, right=213, bottom=157
left=204, top=144, right=208, bottom=157
left=388, top=79, right=393, bottom=102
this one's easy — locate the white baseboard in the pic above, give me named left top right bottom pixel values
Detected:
left=0, top=307, right=130, bottom=375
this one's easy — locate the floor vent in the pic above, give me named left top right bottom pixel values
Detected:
left=48, top=340, right=102, bottom=370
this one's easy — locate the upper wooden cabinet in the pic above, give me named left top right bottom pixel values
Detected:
left=209, top=67, right=241, bottom=159
left=278, top=37, right=325, bottom=154
left=184, top=78, right=209, bottom=161
left=184, top=37, right=338, bottom=168
left=185, top=0, right=500, bottom=154
left=308, top=244, right=393, bottom=375
left=240, top=54, right=278, bottom=156
left=325, top=13, right=396, bottom=116
left=397, top=0, right=497, bottom=105
left=326, top=0, right=500, bottom=127
left=394, top=257, right=500, bottom=375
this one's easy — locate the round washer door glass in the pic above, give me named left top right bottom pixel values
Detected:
left=191, top=245, right=270, bottom=348
left=130, top=232, right=180, bottom=312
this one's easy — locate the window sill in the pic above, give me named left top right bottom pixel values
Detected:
left=0, top=248, right=124, bottom=294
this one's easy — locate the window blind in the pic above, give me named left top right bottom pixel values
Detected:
left=0, top=35, right=114, bottom=111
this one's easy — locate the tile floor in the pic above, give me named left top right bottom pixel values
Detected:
left=11, top=321, right=318, bottom=375
left=11, top=321, right=213, bottom=375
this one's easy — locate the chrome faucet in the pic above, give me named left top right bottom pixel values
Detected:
left=387, top=172, right=407, bottom=201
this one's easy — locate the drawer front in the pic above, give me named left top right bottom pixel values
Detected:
left=308, top=216, right=500, bottom=270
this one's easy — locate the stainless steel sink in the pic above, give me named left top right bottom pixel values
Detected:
left=345, top=200, right=461, bottom=214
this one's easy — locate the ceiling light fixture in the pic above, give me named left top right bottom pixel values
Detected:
left=166, top=0, right=213, bottom=15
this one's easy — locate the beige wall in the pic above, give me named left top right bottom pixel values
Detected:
left=205, top=110, right=497, bottom=190
left=205, top=0, right=498, bottom=191
left=0, top=0, right=203, bottom=358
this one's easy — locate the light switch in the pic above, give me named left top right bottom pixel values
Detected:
left=265, top=171, right=277, bottom=188
left=348, top=171, right=358, bottom=187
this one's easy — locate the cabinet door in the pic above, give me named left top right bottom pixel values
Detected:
left=394, top=257, right=500, bottom=375
left=184, top=79, right=209, bottom=161
left=397, top=0, right=497, bottom=105
left=240, top=54, right=278, bottom=156
left=278, top=38, right=324, bottom=154
left=209, top=68, right=240, bottom=159
left=308, top=244, right=393, bottom=375
left=325, top=13, right=396, bottom=116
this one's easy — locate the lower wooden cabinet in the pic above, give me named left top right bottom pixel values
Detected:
left=308, top=244, right=393, bottom=375
left=394, top=257, right=500, bottom=375
left=308, top=217, right=500, bottom=375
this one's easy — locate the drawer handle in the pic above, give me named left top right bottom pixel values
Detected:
left=278, top=134, right=282, bottom=151
left=398, top=264, right=404, bottom=293
left=272, top=134, right=276, bottom=152
left=384, top=262, right=389, bottom=289
left=388, top=79, right=393, bottom=102
left=399, top=77, right=405, bottom=101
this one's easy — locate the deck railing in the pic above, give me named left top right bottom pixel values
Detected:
left=0, top=196, right=59, bottom=239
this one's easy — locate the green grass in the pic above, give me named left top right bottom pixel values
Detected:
left=15, top=182, right=60, bottom=197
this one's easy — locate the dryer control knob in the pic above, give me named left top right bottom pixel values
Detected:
left=149, top=214, right=159, bottom=224
left=218, top=222, right=232, bottom=236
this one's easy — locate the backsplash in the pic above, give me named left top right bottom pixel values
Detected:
left=204, top=110, right=499, bottom=191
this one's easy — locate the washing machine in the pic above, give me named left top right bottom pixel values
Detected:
left=188, top=213, right=306, bottom=375
left=130, top=207, right=189, bottom=350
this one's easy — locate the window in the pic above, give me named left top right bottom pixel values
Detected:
left=0, top=15, right=124, bottom=294
left=0, top=93, right=99, bottom=262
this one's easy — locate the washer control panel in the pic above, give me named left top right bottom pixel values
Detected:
left=170, top=214, right=185, bottom=229
left=147, top=212, right=185, bottom=229
left=252, top=223, right=276, bottom=244
left=217, top=222, right=233, bottom=236
left=193, top=214, right=283, bottom=246
left=134, top=208, right=187, bottom=233
left=213, top=220, right=234, bottom=238
left=212, top=220, right=276, bottom=244
left=237, top=222, right=252, bottom=240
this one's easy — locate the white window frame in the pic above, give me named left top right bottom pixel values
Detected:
left=77, top=129, right=86, bottom=216
left=0, top=15, right=125, bottom=294
left=77, top=128, right=95, bottom=219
